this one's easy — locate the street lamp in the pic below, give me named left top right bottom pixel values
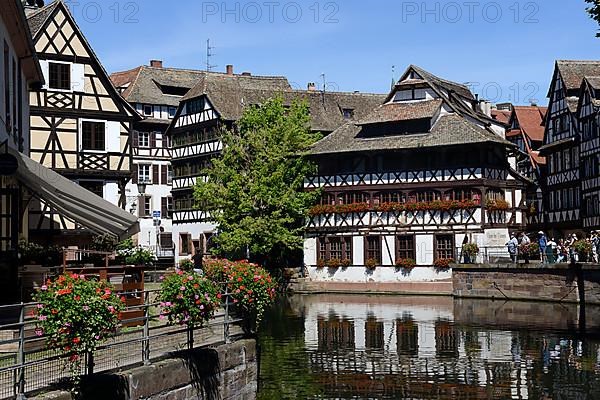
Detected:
left=137, top=180, right=148, bottom=195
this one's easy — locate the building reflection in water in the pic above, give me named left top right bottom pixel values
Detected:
left=294, top=295, right=600, bottom=399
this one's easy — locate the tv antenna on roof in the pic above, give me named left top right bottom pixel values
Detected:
left=206, top=39, right=217, bottom=72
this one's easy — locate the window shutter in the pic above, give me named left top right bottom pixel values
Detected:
left=132, top=131, right=139, bottom=148
left=150, top=132, right=156, bottom=148
left=161, top=165, right=167, bottom=185
left=137, top=196, right=144, bottom=217
left=161, top=197, right=167, bottom=218
left=152, top=165, right=159, bottom=184
left=70, top=63, right=85, bottom=92
left=132, top=164, right=138, bottom=184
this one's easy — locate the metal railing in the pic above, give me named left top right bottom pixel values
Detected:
left=453, top=246, right=512, bottom=264
left=0, top=286, right=243, bottom=400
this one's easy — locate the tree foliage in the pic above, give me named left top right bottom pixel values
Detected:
left=585, top=0, right=600, bottom=37
left=194, top=97, right=321, bottom=265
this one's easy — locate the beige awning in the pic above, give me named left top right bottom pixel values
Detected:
left=13, top=149, right=139, bottom=240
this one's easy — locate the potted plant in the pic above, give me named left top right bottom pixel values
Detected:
left=326, top=258, right=341, bottom=269
left=341, top=258, right=352, bottom=268
left=395, top=258, right=416, bottom=272
left=434, top=258, right=454, bottom=271
left=518, top=243, right=540, bottom=263
left=33, top=273, right=124, bottom=389
left=462, top=243, right=479, bottom=264
left=158, top=269, right=220, bottom=330
left=365, top=258, right=378, bottom=270
left=573, top=240, right=593, bottom=262
left=316, top=258, right=326, bottom=269
left=179, top=259, right=194, bottom=272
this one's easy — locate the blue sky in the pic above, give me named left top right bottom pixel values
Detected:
left=65, top=0, right=600, bottom=105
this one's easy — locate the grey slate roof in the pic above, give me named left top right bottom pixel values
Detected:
left=309, top=113, right=510, bottom=155
left=557, top=60, right=600, bottom=91
left=25, top=1, right=58, bottom=37
left=356, top=99, right=443, bottom=125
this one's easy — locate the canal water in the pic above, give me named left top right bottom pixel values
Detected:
left=257, top=294, right=600, bottom=399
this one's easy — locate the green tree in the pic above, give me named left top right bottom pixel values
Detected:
left=585, top=0, right=600, bottom=37
left=194, top=97, right=321, bottom=266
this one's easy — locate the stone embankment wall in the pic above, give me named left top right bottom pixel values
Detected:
left=30, top=339, right=257, bottom=400
left=453, top=263, right=600, bottom=305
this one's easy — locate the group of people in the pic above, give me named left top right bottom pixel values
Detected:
left=506, top=231, right=600, bottom=264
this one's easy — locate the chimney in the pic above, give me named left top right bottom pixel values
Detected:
left=150, top=60, right=163, bottom=68
left=241, top=72, right=251, bottom=76
left=226, top=65, right=234, bottom=75
left=307, top=82, right=317, bottom=91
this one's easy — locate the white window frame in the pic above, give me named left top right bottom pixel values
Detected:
left=143, top=105, right=153, bottom=116
left=138, top=164, right=151, bottom=183
left=138, top=131, right=150, bottom=148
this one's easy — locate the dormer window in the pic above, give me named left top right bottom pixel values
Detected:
left=143, top=105, right=153, bottom=116
left=393, top=88, right=427, bottom=102
left=342, top=108, right=354, bottom=119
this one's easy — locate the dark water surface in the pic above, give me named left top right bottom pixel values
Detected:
left=257, top=294, right=600, bottom=399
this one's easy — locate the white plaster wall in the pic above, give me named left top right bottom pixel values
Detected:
left=352, top=236, right=364, bottom=266
left=172, top=221, right=217, bottom=263
left=307, top=266, right=451, bottom=283
left=304, top=237, right=316, bottom=266
left=104, top=182, right=119, bottom=205
left=416, top=234, right=434, bottom=265
left=382, top=235, right=395, bottom=266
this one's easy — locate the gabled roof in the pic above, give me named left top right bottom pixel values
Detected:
left=576, top=76, right=600, bottom=113
left=164, top=71, right=385, bottom=133
left=491, top=109, right=511, bottom=125
left=508, top=106, right=547, bottom=142
left=27, top=0, right=139, bottom=120
left=309, top=113, right=510, bottom=156
left=556, top=60, right=600, bottom=92
left=24, top=1, right=59, bottom=37
left=111, top=65, right=207, bottom=107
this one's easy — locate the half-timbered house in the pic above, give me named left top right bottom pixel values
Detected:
left=167, top=66, right=384, bottom=261
left=577, top=76, right=600, bottom=231
left=303, top=65, right=527, bottom=284
left=111, top=61, right=205, bottom=258
left=505, top=105, right=547, bottom=228
left=25, top=0, right=139, bottom=244
left=539, top=60, right=600, bottom=237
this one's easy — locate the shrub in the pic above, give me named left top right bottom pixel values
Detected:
left=365, top=258, right=378, bottom=270
left=573, top=240, right=593, bottom=256
left=433, top=258, right=454, bottom=269
left=158, top=270, right=220, bottom=327
left=518, top=243, right=540, bottom=258
left=179, top=259, right=194, bottom=272
left=395, top=258, right=416, bottom=270
left=224, top=261, right=277, bottom=330
left=33, top=273, right=124, bottom=380
left=462, top=243, right=479, bottom=257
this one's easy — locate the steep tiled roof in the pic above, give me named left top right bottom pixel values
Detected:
left=25, top=1, right=59, bottom=38
left=356, top=99, right=443, bottom=125
left=511, top=106, right=547, bottom=142
left=556, top=60, right=600, bottom=91
left=491, top=109, right=511, bottom=124
left=410, top=65, right=474, bottom=100
left=111, top=66, right=207, bottom=107
left=309, top=113, right=510, bottom=155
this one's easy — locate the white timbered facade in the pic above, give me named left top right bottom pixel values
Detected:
left=166, top=67, right=385, bottom=262
left=304, top=65, right=527, bottom=282
left=539, top=61, right=600, bottom=236
left=577, top=77, right=600, bottom=231
left=111, top=61, right=207, bottom=257
left=25, top=1, right=138, bottom=243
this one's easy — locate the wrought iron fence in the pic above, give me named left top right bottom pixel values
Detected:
left=0, top=287, right=243, bottom=400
